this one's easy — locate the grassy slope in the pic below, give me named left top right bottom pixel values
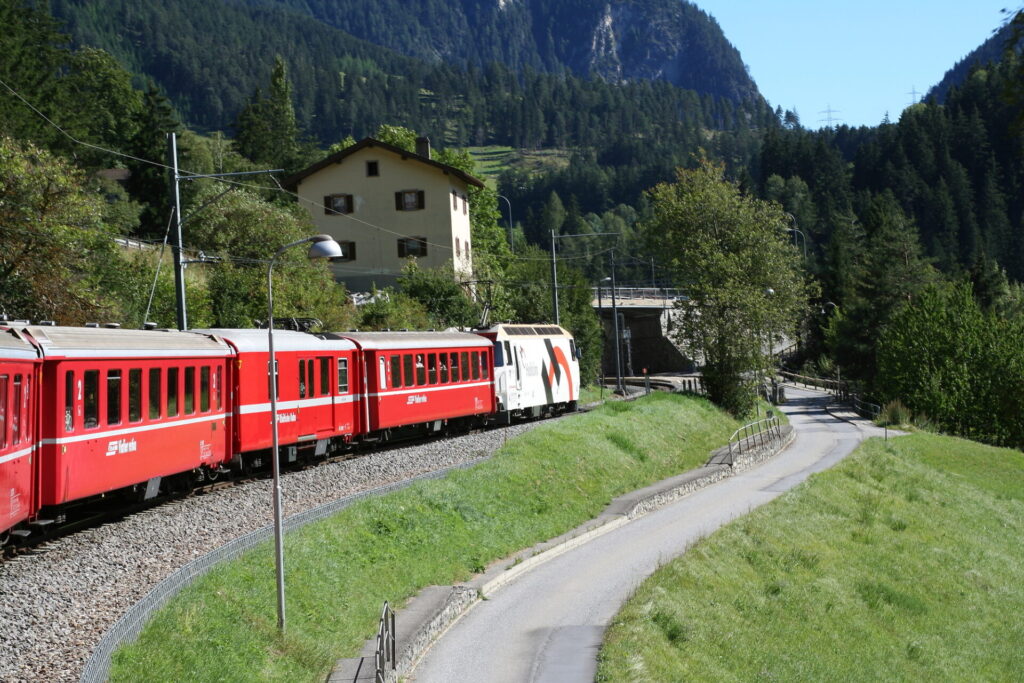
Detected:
left=598, top=432, right=1024, bottom=681
left=467, top=145, right=571, bottom=184
left=111, top=393, right=737, bottom=682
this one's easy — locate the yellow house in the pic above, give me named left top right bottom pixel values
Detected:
left=284, top=137, right=485, bottom=292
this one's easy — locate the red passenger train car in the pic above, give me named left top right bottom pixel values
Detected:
left=196, top=329, right=360, bottom=466
left=323, top=331, right=495, bottom=437
left=22, top=325, right=234, bottom=507
left=0, top=322, right=574, bottom=544
left=0, top=328, right=40, bottom=538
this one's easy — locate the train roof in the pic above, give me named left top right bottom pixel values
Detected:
left=322, top=330, right=487, bottom=351
left=477, top=324, right=572, bottom=339
left=17, top=326, right=231, bottom=358
left=0, top=328, right=41, bottom=360
left=193, top=328, right=357, bottom=353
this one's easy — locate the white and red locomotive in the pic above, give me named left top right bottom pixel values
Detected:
left=0, top=323, right=579, bottom=543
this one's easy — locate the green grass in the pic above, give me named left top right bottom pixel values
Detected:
left=111, top=393, right=739, bottom=682
left=467, top=145, right=571, bottom=184
left=597, top=432, right=1024, bottom=682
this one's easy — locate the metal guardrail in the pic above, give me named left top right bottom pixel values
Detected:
left=726, top=416, right=782, bottom=464
left=778, top=370, right=880, bottom=420
left=375, top=601, right=396, bottom=683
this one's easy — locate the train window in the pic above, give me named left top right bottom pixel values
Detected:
left=319, top=357, right=331, bottom=395
left=440, top=355, right=449, bottom=383
left=504, top=341, right=512, bottom=364
left=514, top=347, right=521, bottom=383
left=64, top=371, right=74, bottom=432
left=415, top=354, right=426, bottom=386
left=184, top=367, right=195, bottom=415
left=471, top=351, right=480, bottom=380
left=84, top=370, right=99, bottom=427
left=481, top=352, right=489, bottom=380
left=149, top=368, right=161, bottom=419
left=403, top=354, right=414, bottom=388
left=428, top=354, right=437, bottom=384
left=460, top=352, right=470, bottom=381
left=266, top=360, right=279, bottom=399
left=449, top=353, right=459, bottom=383
left=337, top=358, right=349, bottom=393
left=390, top=356, right=401, bottom=389
left=21, top=377, right=29, bottom=443
left=569, top=339, right=578, bottom=360
left=0, top=375, right=6, bottom=448
left=107, top=370, right=122, bottom=426
left=167, top=367, right=179, bottom=416
left=493, top=342, right=503, bottom=367
left=11, top=375, right=21, bottom=443
left=128, top=369, right=142, bottom=423
left=308, top=359, right=317, bottom=397
left=200, top=367, right=210, bottom=412
left=215, top=366, right=222, bottom=410
left=298, top=360, right=307, bottom=399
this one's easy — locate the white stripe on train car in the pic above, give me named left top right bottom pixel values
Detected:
left=41, top=412, right=228, bottom=446
left=0, top=445, right=33, bottom=465
left=368, top=381, right=492, bottom=398
left=236, top=393, right=358, bottom=415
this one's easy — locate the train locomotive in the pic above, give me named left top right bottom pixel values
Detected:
left=0, top=322, right=580, bottom=544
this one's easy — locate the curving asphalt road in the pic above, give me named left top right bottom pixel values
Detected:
left=408, top=387, right=891, bottom=682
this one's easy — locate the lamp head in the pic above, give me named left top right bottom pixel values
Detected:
left=306, top=235, right=343, bottom=260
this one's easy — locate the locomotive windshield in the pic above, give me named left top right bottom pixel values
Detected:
left=493, top=341, right=504, bottom=367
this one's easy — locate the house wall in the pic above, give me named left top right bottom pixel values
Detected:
left=296, top=145, right=473, bottom=291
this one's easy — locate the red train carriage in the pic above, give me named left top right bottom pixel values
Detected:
left=20, top=326, right=233, bottom=506
left=196, top=330, right=360, bottom=466
left=0, top=328, right=41, bottom=539
left=324, top=331, right=495, bottom=438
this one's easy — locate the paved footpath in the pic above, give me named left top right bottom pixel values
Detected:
left=408, top=387, right=891, bottom=682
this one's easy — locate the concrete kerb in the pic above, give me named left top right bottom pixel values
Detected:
left=329, top=424, right=796, bottom=683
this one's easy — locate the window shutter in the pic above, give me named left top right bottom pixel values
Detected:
left=397, top=239, right=406, bottom=258
left=395, top=192, right=403, bottom=210
left=323, top=196, right=332, bottom=215
left=345, top=195, right=353, bottom=213
left=417, top=190, right=425, bottom=209
left=349, top=242, right=356, bottom=260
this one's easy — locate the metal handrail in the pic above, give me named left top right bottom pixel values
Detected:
left=778, top=370, right=880, bottom=419
left=375, top=601, right=396, bottom=683
left=727, top=416, right=782, bottom=461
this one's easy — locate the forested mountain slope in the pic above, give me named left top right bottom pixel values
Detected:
left=241, top=0, right=760, bottom=102
left=49, top=0, right=763, bottom=143
left=929, top=22, right=1013, bottom=103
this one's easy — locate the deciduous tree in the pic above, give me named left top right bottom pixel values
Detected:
left=642, top=157, right=809, bottom=415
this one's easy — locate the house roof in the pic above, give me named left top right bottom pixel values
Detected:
left=282, top=137, right=485, bottom=190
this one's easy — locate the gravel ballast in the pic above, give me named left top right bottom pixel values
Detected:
left=0, top=422, right=547, bottom=683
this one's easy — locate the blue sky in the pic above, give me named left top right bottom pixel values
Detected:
left=694, top=1, right=1013, bottom=128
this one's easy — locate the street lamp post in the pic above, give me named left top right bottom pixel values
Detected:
left=267, top=234, right=342, bottom=632
left=609, top=254, right=624, bottom=394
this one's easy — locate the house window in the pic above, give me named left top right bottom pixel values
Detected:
left=452, top=190, right=458, bottom=210
left=462, top=195, right=468, bottom=215
left=331, top=241, right=357, bottom=262
left=324, top=194, right=353, bottom=215
left=397, top=237, right=428, bottom=258
left=455, top=237, right=461, bottom=257
left=395, top=190, right=425, bottom=211
left=366, top=160, right=379, bottom=177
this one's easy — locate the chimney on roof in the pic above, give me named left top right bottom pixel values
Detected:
left=415, top=136, right=431, bottom=159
